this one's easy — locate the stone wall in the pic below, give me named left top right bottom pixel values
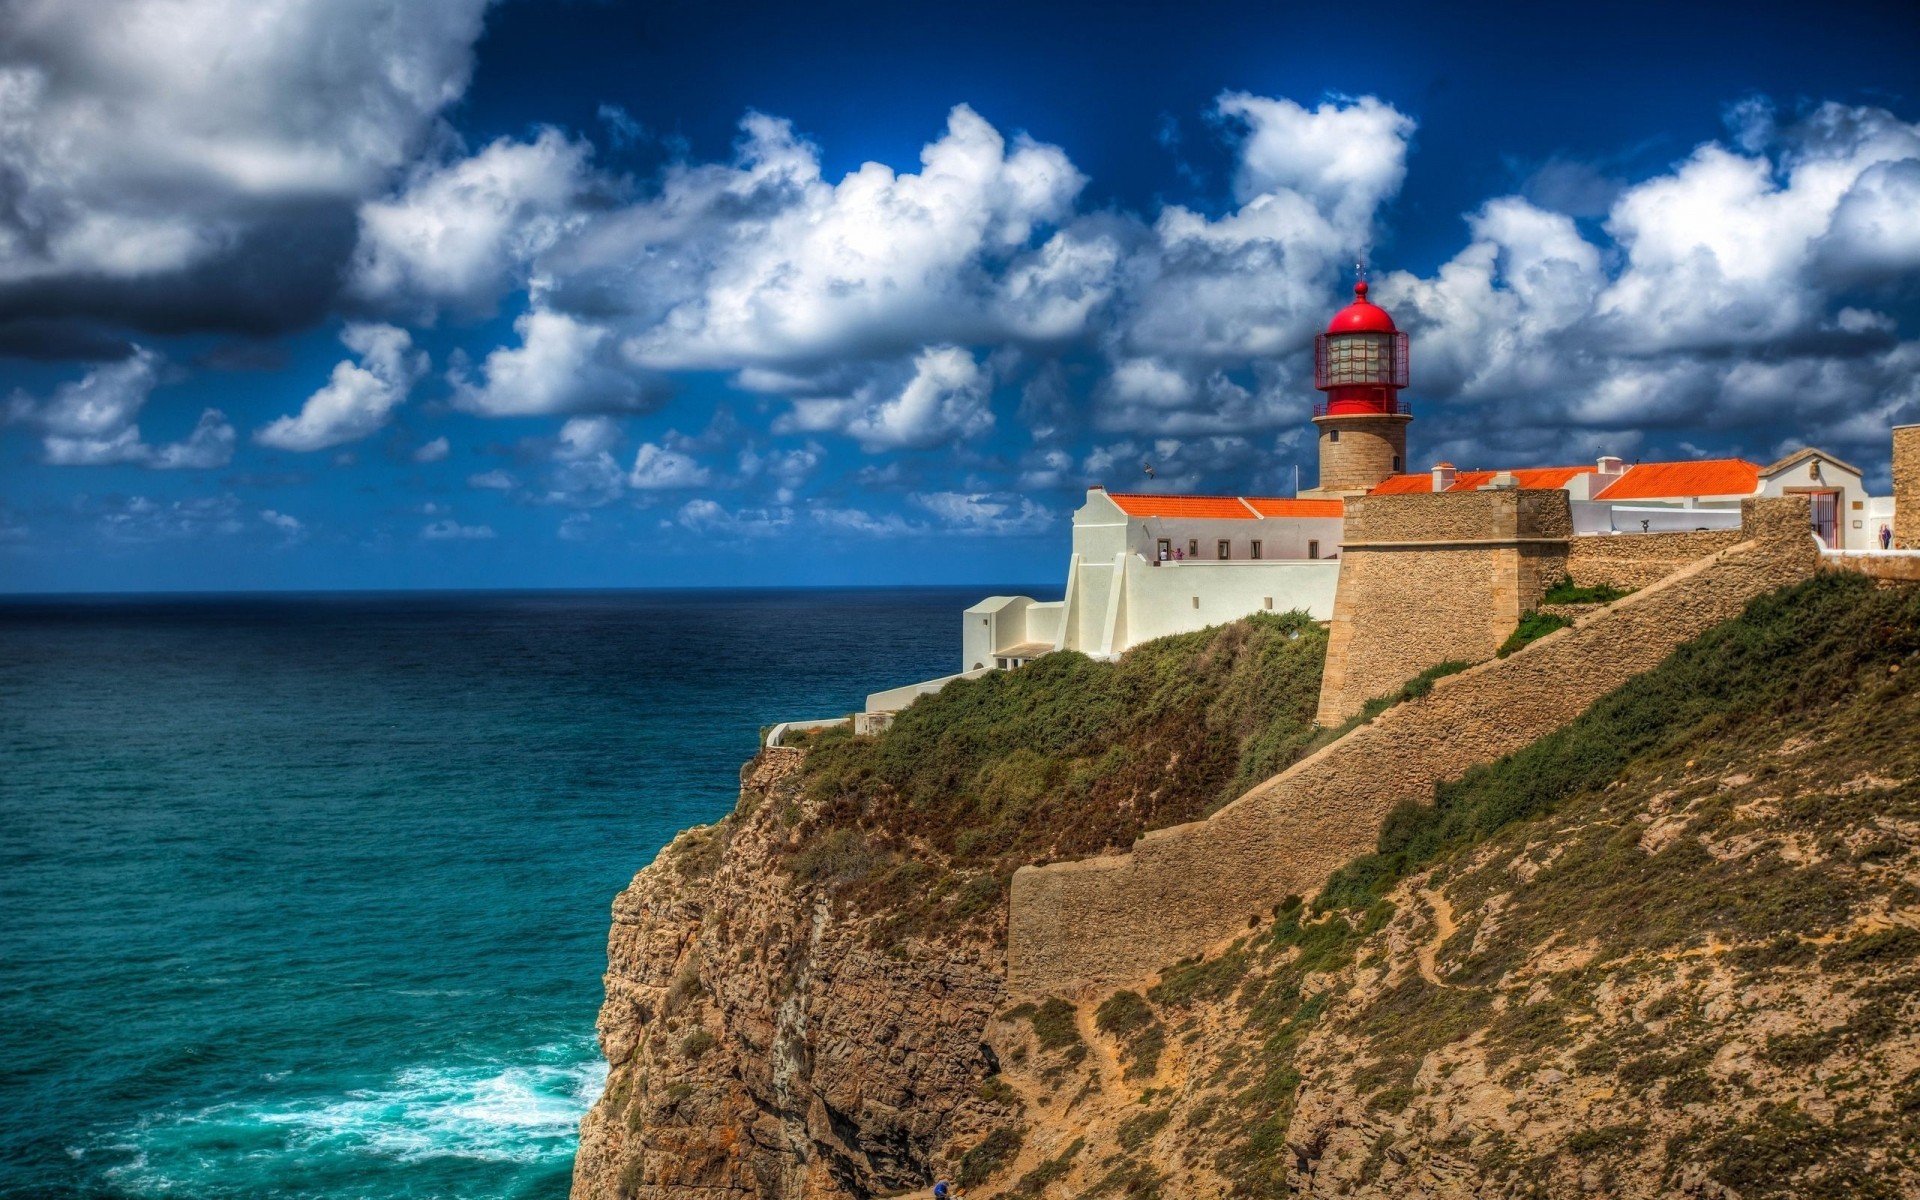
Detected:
left=1567, top=529, right=1744, bottom=590
left=1896, top=425, right=1919, bottom=551
left=1005, top=497, right=1818, bottom=997
left=1314, top=489, right=1571, bottom=725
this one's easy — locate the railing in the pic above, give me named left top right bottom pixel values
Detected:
left=1312, top=399, right=1413, bottom=417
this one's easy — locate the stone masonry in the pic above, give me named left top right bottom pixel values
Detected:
left=1308, top=412, right=1411, bottom=497
left=1567, top=529, right=1743, bottom=591
left=1896, top=424, right=1919, bottom=551
left=1314, top=488, right=1572, bottom=726
left=1005, top=496, right=1818, bottom=997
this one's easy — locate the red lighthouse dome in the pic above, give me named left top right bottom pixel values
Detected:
left=1314, top=279, right=1409, bottom=415
left=1325, top=280, right=1398, bottom=334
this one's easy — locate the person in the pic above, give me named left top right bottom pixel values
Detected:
left=1884, top=524, right=1895, bottom=550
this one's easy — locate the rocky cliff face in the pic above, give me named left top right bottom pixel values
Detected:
left=575, top=575, right=1920, bottom=1200
left=571, top=748, right=1018, bottom=1200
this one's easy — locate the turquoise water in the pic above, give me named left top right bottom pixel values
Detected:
left=0, top=589, right=1027, bottom=1200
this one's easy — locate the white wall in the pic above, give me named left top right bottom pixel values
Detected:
left=1115, top=556, right=1340, bottom=649
left=1124, top=514, right=1344, bottom=563
left=1572, top=502, right=1744, bottom=534
left=1867, top=495, right=1897, bottom=549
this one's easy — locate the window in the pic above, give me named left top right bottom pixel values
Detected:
left=1329, top=429, right=1340, bottom=443
left=1263, top=596, right=1273, bottom=610
left=1392, top=455, right=1402, bottom=471
left=1187, top=538, right=1199, bottom=558
left=1308, top=539, right=1320, bottom=559
left=1217, top=540, right=1230, bottom=560
left=1250, top=540, right=1262, bottom=559
left=1192, top=596, right=1200, bottom=609
left=1156, top=538, right=1171, bottom=561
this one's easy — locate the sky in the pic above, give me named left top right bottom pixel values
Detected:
left=1, top=0, right=1917, bottom=592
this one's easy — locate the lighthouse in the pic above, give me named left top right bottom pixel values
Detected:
left=1302, top=280, right=1411, bottom=497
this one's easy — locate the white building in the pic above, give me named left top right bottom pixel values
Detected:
left=1374, top=447, right=1888, bottom=548
left=959, top=488, right=1345, bottom=672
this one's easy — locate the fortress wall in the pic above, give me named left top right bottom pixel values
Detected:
left=1314, top=490, right=1571, bottom=726
left=1896, top=425, right=1919, bottom=551
left=1568, top=530, right=1744, bottom=590
left=1006, top=497, right=1817, bottom=997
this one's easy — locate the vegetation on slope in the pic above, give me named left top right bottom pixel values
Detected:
left=1081, top=572, right=1920, bottom=1197
left=782, top=610, right=1329, bottom=941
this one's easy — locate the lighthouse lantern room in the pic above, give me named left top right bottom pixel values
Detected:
left=1303, top=280, right=1414, bottom=498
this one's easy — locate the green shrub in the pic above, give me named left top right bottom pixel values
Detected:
left=1028, top=997, right=1081, bottom=1051
left=957, top=1126, right=1025, bottom=1187
left=1542, top=577, right=1633, bottom=605
left=792, top=612, right=1330, bottom=936
left=1095, top=990, right=1154, bottom=1036
left=1498, top=611, right=1572, bottom=657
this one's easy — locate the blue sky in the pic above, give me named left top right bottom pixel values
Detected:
left=2, top=0, right=1917, bottom=592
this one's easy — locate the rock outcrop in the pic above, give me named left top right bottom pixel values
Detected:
left=571, top=749, right=1017, bottom=1200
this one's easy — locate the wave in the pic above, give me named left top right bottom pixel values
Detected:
left=91, top=1041, right=608, bottom=1195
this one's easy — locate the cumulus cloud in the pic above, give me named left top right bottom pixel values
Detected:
left=911, top=491, right=1053, bottom=535
left=421, top=518, right=494, bottom=539
left=627, top=443, right=713, bottom=489
left=774, top=346, right=994, bottom=451
left=538, top=105, right=1087, bottom=372
left=6, top=347, right=235, bottom=468
left=413, top=435, right=451, bottom=463
left=466, top=468, right=515, bottom=490
left=1384, top=100, right=1920, bottom=472
left=349, top=128, right=594, bottom=318
left=0, top=0, right=490, bottom=347
left=255, top=323, right=427, bottom=451
left=96, top=494, right=244, bottom=541
left=450, top=308, right=664, bottom=416
left=674, top=498, right=792, bottom=538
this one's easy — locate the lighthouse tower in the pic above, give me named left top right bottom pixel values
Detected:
left=1302, top=280, right=1411, bottom=498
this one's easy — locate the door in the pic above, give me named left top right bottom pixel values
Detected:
left=1809, top=491, right=1840, bottom=549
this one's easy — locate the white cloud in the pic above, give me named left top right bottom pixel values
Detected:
left=1383, top=101, right=1920, bottom=470
left=809, top=506, right=921, bottom=536
left=557, top=511, right=593, bottom=541
left=450, top=308, right=660, bottom=416
left=0, top=0, right=488, bottom=322
left=96, top=494, right=244, bottom=541
left=260, top=509, right=305, bottom=541
left=421, top=518, right=494, bottom=539
left=554, top=416, right=621, bottom=460
left=413, top=435, right=451, bottom=463
left=466, top=468, right=515, bottom=490
left=911, top=491, right=1053, bottom=535
left=150, top=408, right=238, bottom=469
left=674, top=498, right=792, bottom=538
left=737, top=443, right=821, bottom=502
left=774, top=346, right=993, bottom=451
left=349, top=128, right=594, bottom=317
left=627, top=443, right=712, bottom=489
left=255, top=323, right=426, bottom=451
left=7, top=347, right=235, bottom=468
left=539, top=104, right=1088, bottom=370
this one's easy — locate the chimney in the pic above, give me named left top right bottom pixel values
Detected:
left=1596, top=455, right=1625, bottom=476
left=1480, top=471, right=1518, bottom=490
left=1431, top=462, right=1456, bottom=491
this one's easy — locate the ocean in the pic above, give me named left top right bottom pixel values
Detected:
left=0, top=588, right=1039, bottom=1200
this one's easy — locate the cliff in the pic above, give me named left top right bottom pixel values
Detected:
left=575, top=572, right=1920, bottom=1199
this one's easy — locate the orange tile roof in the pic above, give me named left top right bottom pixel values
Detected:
left=1105, top=493, right=1258, bottom=519
left=1243, top=497, right=1346, bottom=518
left=1594, top=459, right=1759, bottom=501
left=1369, top=466, right=1596, bottom=494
